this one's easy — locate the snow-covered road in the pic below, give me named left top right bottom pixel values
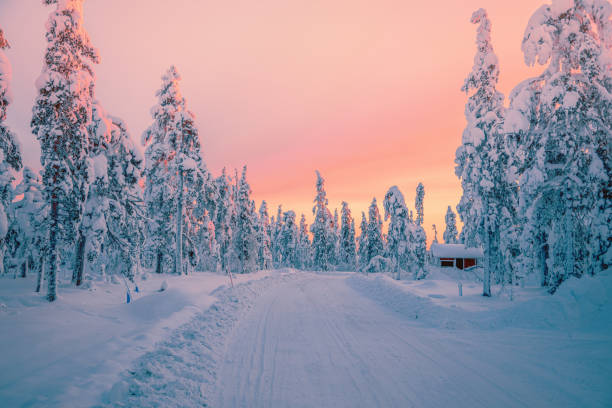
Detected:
left=211, top=274, right=611, bottom=408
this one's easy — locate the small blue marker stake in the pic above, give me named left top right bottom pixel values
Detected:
left=126, top=290, right=131, bottom=304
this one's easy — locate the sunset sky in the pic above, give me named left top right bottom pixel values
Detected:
left=0, top=0, right=544, bottom=244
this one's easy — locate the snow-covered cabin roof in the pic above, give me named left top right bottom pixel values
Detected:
left=430, top=243, right=483, bottom=259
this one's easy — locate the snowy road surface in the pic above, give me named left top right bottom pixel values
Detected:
left=211, top=274, right=611, bottom=408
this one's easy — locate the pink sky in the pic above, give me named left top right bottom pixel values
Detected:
left=0, top=0, right=544, bottom=244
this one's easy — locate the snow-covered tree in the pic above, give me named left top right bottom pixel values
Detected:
left=415, top=182, right=425, bottom=226
left=142, top=66, right=206, bottom=276
left=232, top=166, right=258, bottom=274
left=383, top=187, right=413, bottom=279
left=31, top=0, right=99, bottom=301
left=331, top=208, right=340, bottom=267
left=311, top=171, right=335, bottom=271
left=364, top=198, right=385, bottom=267
left=455, top=8, right=505, bottom=296
left=357, top=211, right=368, bottom=270
left=278, top=210, right=298, bottom=267
left=0, top=28, right=22, bottom=277
left=271, top=205, right=284, bottom=266
left=296, top=213, right=311, bottom=269
left=195, top=209, right=219, bottom=272
left=507, top=0, right=612, bottom=290
left=432, top=224, right=439, bottom=244
left=256, top=200, right=273, bottom=270
left=338, top=201, right=356, bottom=270
left=104, top=115, right=145, bottom=280
left=443, top=206, right=459, bottom=244
left=8, top=168, right=44, bottom=280
left=213, top=168, right=234, bottom=272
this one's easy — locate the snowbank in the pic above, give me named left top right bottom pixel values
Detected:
left=0, top=270, right=278, bottom=407
left=347, top=269, right=612, bottom=332
left=99, top=271, right=301, bottom=407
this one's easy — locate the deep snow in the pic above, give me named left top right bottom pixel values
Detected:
left=1, top=268, right=611, bottom=407
left=0, top=270, right=276, bottom=407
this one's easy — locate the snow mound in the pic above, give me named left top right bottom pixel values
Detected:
left=347, top=271, right=612, bottom=332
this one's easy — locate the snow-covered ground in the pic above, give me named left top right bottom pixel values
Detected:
left=1, top=268, right=611, bottom=407
left=0, top=270, right=279, bottom=407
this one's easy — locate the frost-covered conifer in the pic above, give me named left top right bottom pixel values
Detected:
left=213, top=168, right=234, bottom=272
left=443, top=206, right=459, bottom=244
left=0, top=28, right=22, bottom=277
left=507, top=0, right=612, bottom=289
left=331, top=208, right=340, bottom=267
left=73, top=103, right=111, bottom=285
left=311, top=171, right=335, bottom=271
left=104, top=115, right=145, bottom=280
left=338, top=202, right=356, bottom=269
left=256, top=201, right=273, bottom=270
left=31, top=0, right=99, bottom=300
left=415, top=182, right=425, bottom=226
left=296, top=213, right=311, bottom=269
left=271, top=205, right=283, bottom=266
left=456, top=9, right=505, bottom=296
left=142, top=66, right=206, bottom=275
left=9, top=168, right=44, bottom=281
left=232, top=166, right=258, bottom=274
left=195, top=209, right=219, bottom=272
left=357, top=211, right=368, bottom=270
left=365, top=198, right=385, bottom=266
left=383, top=187, right=413, bottom=279
left=278, top=210, right=298, bottom=267
left=432, top=224, right=439, bottom=244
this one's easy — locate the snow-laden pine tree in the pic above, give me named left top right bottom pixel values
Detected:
left=256, top=201, right=273, bottom=270
left=104, top=115, right=145, bottom=280
left=443, top=206, right=459, bottom=244
left=415, top=182, right=425, bottom=226
left=0, top=28, right=22, bottom=277
left=213, top=168, right=234, bottom=272
left=432, top=224, right=439, bottom=244
left=9, top=168, right=43, bottom=279
left=455, top=8, right=505, bottom=296
left=338, top=201, right=356, bottom=270
left=296, top=213, right=312, bottom=269
left=195, top=209, right=219, bottom=272
left=413, top=183, right=428, bottom=279
left=365, top=198, right=385, bottom=267
left=278, top=210, right=298, bottom=267
left=330, top=208, right=340, bottom=267
left=143, top=66, right=207, bottom=275
left=12, top=169, right=47, bottom=290
left=311, top=171, right=335, bottom=271
left=506, top=0, right=612, bottom=289
left=31, top=0, right=99, bottom=301
left=232, top=166, right=258, bottom=274
left=271, top=205, right=283, bottom=266
left=357, top=211, right=368, bottom=270
left=73, top=102, right=111, bottom=285
left=383, top=187, right=414, bottom=279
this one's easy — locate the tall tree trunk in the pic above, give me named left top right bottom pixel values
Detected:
left=175, top=167, right=184, bottom=275
left=0, top=242, right=4, bottom=276
left=47, top=201, right=58, bottom=302
left=35, top=255, right=44, bottom=293
left=73, top=232, right=85, bottom=286
left=155, top=250, right=163, bottom=274
left=483, top=224, right=492, bottom=297
left=564, top=205, right=573, bottom=281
